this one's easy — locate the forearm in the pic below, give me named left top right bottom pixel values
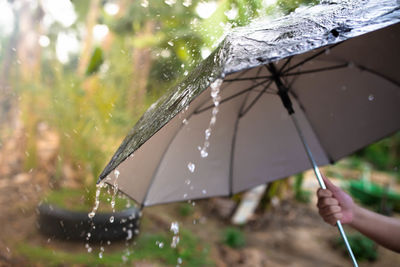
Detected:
left=349, top=205, right=400, bottom=252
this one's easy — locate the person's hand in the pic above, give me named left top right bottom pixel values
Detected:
left=317, top=176, right=355, bottom=226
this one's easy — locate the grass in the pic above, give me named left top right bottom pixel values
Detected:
left=17, top=229, right=213, bottom=266
left=222, top=227, right=246, bottom=249
left=42, top=187, right=132, bottom=212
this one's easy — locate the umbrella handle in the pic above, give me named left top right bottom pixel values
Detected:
left=291, top=115, right=358, bottom=267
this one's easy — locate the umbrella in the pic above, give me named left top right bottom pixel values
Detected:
left=98, top=0, right=400, bottom=265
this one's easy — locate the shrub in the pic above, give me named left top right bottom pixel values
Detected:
left=222, top=227, right=246, bottom=249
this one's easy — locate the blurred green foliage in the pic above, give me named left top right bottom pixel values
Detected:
left=222, top=227, right=246, bottom=248
left=348, top=179, right=400, bottom=213
left=294, top=173, right=311, bottom=203
left=86, top=47, right=104, bottom=76
left=334, top=233, right=377, bottom=262
left=355, top=132, right=400, bottom=175
left=18, top=229, right=212, bottom=266
left=178, top=202, right=195, bottom=217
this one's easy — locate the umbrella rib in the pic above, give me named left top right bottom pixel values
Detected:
left=356, top=65, right=400, bottom=88
left=283, top=43, right=341, bottom=74
left=283, top=63, right=349, bottom=76
left=228, top=84, right=255, bottom=197
left=239, top=80, right=273, bottom=118
left=193, top=79, right=270, bottom=115
left=278, top=56, right=293, bottom=73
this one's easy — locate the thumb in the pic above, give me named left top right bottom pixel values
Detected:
left=322, top=175, right=339, bottom=193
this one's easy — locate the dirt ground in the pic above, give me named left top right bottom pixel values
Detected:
left=1, top=170, right=400, bottom=266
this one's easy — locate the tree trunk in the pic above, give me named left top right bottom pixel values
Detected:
left=128, top=21, right=155, bottom=114
left=77, top=0, right=100, bottom=76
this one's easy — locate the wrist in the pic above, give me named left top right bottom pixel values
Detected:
left=348, top=203, right=362, bottom=227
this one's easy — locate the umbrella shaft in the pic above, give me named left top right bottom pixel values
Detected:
left=290, top=115, right=326, bottom=190
left=290, top=114, right=358, bottom=267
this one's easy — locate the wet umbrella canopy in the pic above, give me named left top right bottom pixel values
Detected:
left=99, top=0, right=400, bottom=205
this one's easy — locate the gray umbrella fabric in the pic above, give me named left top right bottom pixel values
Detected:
left=99, top=0, right=400, bottom=208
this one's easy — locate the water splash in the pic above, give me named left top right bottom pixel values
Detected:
left=98, top=246, right=104, bottom=258
left=88, top=180, right=106, bottom=218
left=198, top=78, right=223, bottom=158
left=177, top=257, right=183, bottom=265
left=170, top=221, right=180, bottom=248
left=111, top=169, right=120, bottom=213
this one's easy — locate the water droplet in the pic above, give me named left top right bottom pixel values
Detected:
left=171, top=236, right=180, bottom=248
left=88, top=212, right=95, bottom=219
left=202, top=189, right=207, bottom=194
left=200, top=149, right=208, bottom=158
left=126, top=229, right=133, bottom=240
left=183, top=0, right=192, bottom=7
left=109, top=216, right=114, bottom=223
left=141, top=0, right=149, bottom=7
left=185, top=179, right=191, bottom=185
left=107, top=240, right=111, bottom=245
left=178, top=257, right=183, bottom=264
left=168, top=41, right=174, bottom=46
left=114, top=169, right=120, bottom=178
left=164, top=0, right=176, bottom=6
left=212, top=107, right=219, bottom=116
left=170, top=221, right=179, bottom=234
left=182, top=118, right=188, bottom=125
left=368, top=94, right=374, bottom=101
left=205, top=128, right=211, bottom=139
left=210, top=116, right=216, bottom=125
left=187, top=162, right=195, bottom=173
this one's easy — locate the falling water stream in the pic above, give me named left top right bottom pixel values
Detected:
left=85, top=168, right=134, bottom=259
left=85, top=78, right=223, bottom=263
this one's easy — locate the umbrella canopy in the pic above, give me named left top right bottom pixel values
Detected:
left=99, top=0, right=400, bottom=207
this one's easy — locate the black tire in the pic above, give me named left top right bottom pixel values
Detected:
left=37, top=203, right=140, bottom=242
